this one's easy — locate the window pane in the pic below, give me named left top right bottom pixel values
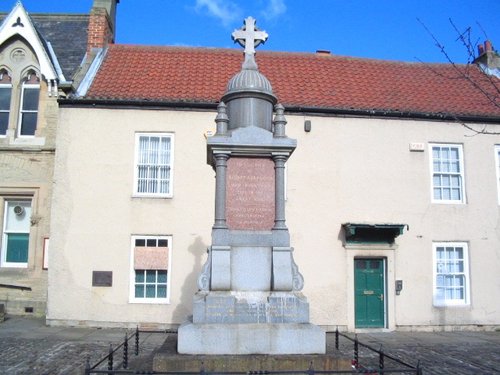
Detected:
left=145, top=285, right=155, bottom=298
left=6, top=233, right=29, bottom=263
left=5, top=201, right=31, bottom=232
left=356, top=260, right=366, bottom=269
left=22, top=87, right=39, bottom=111
left=20, top=113, right=37, bottom=136
left=442, top=188, right=451, bottom=200
left=146, top=270, right=156, bottom=282
left=135, top=270, right=145, bottom=283
left=146, top=239, right=156, bottom=247
left=158, top=239, right=168, bottom=247
left=0, top=112, right=8, bottom=135
left=0, top=87, right=11, bottom=110
left=433, top=188, right=441, bottom=200
left=158, top=270, right=167, bottom=283
left=135, top=239, right=146, bottom=247
left=157, top=285, right=167, bottom=298
left=135, top=285, right=144, bottom=298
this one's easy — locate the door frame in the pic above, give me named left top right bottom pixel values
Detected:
left=346, top=246, right=396, bottom=331
left=354, top=257, right=387, bottom=328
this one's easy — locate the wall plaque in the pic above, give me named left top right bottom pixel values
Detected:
left=226, top=157, right=275, bottom=230
left=92, top=271, right=113, bottom=287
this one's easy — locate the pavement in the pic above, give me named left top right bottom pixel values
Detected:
left=0, top=315, right=499, bottom=374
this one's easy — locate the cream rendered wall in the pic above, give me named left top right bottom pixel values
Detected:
left=286, top=114, right=500, bottom=330
left=48, top=107, right=216, bottom=327
left=48, top=106, right=500, bottom=330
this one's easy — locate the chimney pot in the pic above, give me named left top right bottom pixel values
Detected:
left=478, top=44, right=485, bottom=55
left=485, top=40, right=493, bottom=52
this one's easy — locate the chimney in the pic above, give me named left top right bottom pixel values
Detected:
left=473, top=40, right=500, bottom=72
left=87, top=0, right=119, bottom=54
left=316, top=49, right=331, bottom=56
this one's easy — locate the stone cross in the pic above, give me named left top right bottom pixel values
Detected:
left=232, top=17, right=268, bottom=69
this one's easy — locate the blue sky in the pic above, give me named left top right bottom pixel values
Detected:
left=3, top=0, right=499, bottom=63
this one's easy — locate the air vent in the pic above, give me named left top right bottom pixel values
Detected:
left=13, top=205, right=25, bottom=216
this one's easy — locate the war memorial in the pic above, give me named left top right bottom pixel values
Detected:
left=152, top=17, right=352, bottom=372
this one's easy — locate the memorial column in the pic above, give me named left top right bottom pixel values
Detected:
left=213, top=152, right=229, bottom=229
left=273, top=153, right=287, bottom=230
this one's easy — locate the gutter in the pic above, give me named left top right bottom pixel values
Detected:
left=58, top=98, right=500, bottom=124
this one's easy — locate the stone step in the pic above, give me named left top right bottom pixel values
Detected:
left=154, top=334, right=353, bottom=372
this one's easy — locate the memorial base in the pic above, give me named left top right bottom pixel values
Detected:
left=154, top=332, right=350, bottom=373
left=177, top=321, right=325, bottom=354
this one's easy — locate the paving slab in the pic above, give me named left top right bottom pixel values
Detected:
left=1, top=316, right=500, bottom=374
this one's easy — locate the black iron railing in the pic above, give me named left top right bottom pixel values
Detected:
left=334, top=328, right=422, bottom=374
left=84, top=328, right=423, bottom=375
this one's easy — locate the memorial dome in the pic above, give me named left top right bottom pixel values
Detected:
left=225, top=67, right=274, bottom=96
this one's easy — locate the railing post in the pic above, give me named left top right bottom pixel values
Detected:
left=416, top=360, right=423, bottom=375
left=379, top=345, right=384, bottom=371
left=108, top=344, right=113, bottom=372
left=123, top=332, right=128, bottom=369
left=307, top=361, right=315, bottom=375
left=353, top=334, right=359, bottom=369
left=135, top=326, right=140, bottom=356
left=335, top=327, right=339, bottom=350
left=85, top=357, right=91, bottom=375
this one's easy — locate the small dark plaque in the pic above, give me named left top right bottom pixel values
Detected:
left=92, top=271, right=113, bottom=287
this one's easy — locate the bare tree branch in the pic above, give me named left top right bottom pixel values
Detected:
left=418, top=18, right=500, bottom=135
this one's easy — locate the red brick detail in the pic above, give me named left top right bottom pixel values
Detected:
left=226, top=158, right=275, bottom=231
left=87, top=8, right=114, bottom=54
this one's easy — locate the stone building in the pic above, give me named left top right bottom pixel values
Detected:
left=0, top=0, right=114, bottom=315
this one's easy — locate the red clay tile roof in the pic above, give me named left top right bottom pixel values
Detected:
left=85, top=44, right=500, bottom=119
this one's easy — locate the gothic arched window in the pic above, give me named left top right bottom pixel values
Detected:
left=0, top=69, right=12, bottom=136
left=18, top=70, right=40, bottom=137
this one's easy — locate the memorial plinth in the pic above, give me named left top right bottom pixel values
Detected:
left=176, top=16, right=325, bottom=355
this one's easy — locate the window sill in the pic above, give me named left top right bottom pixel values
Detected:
left=132, top=194, right=173, bottom=199
left=11, top=136, right=46, bottom=146
left=431, top=200, right=466, bottom=205
left=433, top=302, right=469, bottom=307
left=1, top=263, right=28, bottom=268
left=129, top=299, right=170, bottom=304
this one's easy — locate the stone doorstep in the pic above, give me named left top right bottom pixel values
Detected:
left=154, top=335, right=352, bottom=372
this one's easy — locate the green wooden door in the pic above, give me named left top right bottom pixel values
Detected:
left=354, top=258, right=385, bottom=328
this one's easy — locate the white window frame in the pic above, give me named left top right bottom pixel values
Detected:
left=133, top=133, right=174, bottom=198
left=495, top=145, right=500, bottom=205
left=429, top=143, right=466, bottom=204
left=432, top=242, right=470, bottom=306
left=0, top=82, right=12, bottom=137
left=17, top=82, right=40, bottom=138
left=129, top=235, right=172, bottom=304
left=1, top=200, right=31, bottom=268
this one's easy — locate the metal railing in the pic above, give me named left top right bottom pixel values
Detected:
left=84, top=328, right=423, bottom=375
left=334, top=329, right=422, bottom=374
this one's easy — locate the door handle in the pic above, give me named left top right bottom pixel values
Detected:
left=380, top=294, right=384, bottom=301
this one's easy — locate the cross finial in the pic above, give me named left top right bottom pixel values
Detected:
left=232, top=17, right=268, bottom=70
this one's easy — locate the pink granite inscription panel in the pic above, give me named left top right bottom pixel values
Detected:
left=226, top=157, right=275, bottom=230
